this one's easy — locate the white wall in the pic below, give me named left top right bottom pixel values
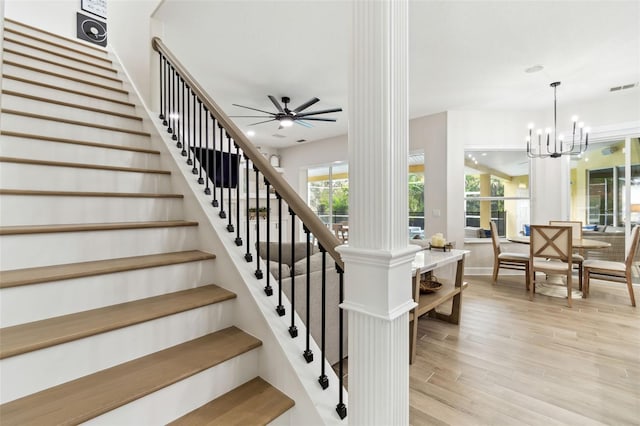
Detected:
left=5, top=0, right=78, bottom=38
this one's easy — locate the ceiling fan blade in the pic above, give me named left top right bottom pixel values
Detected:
left=296, top=107, right=343, bottom=117
left=232, top=103, right=276, bottom=115
left=298, top=117, right=337, bottom=122
left=294, top=120, right=314, bottom=128
left=229, top=115, right=274, bottom=118
left=249, top=119, right=277, bottom=126
left=268, top=95, right=285, bottom=113
left=293, top=97, right=320, bottom=113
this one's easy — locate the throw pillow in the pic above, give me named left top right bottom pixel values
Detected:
left=292, top=252, right=335, bottom=276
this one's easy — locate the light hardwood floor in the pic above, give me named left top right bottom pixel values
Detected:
left=336, top=275, right=640, bottom=425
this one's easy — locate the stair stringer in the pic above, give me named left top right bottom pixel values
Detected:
left=110, top=48, right=347, bottom=425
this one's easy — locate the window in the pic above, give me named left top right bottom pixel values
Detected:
left=408, top=153, right=425, bottom=238
left=464, top=150, right=530, bottom=239
left=308, top=163, right=349, bottom=227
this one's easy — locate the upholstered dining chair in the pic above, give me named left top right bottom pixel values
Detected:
left=583, top=225, right=640, bottom=307
left=490, top=221, right=530, bottom=291
left=549, top=220, right=584, bottom=291
left=529, top=225, right=574, bottom=307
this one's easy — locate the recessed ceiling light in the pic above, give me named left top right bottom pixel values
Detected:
left=246, top=130, right=255, bottom=137
left=525, top=65, right=544, bottom=73
left=481, top=153, right=487, bottom=156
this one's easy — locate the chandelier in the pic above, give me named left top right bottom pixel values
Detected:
left=526, top=81, right=590, bottom=159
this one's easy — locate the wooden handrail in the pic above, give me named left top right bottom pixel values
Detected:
left=152, top=37, right=343, bottom=269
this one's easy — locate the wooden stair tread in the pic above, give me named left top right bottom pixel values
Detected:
left=3, top=27, right=112, bottom=64
left=3, top=61, right=126, bottom=94
left=2, top=76, right=135, bottom=107
left=3, top=48, right=122, bottom=82
left=0, top=284, right=236, bottom=359
left=1, top=109, right=150, bottom=136
left=2, top=89, right=142, bottom=120
left=169, top=377, right=294, bottom=426
left=0, top=327, right=261, bottom=425
left=0, top=250, right=215, bottom=289
left=5, top=17, right=108, bottom=54
left=0, top=189, right=182, bottom=198
left=0, top=156, right=170, bottom=175
left=0, top=220, right=198, bottom=236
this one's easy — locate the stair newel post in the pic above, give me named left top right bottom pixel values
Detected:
left=226, top=133, right=234, bottom=232
left=196, top=101, right=204, bottom=183
left=254, top=167, right=263, bottom=279
left=303, top=225, right=313, bottom=363
left=243, top=155, right=252, bottom=262
left=233, top=147, right=242, bottom=246
left=276, top=193, right=285, bottom=317
left=176, top=76, right=183, bottom=149
left=158, top=52, right=164, bottom=121
left=210, top=115, right=218, bottom=207
left=217, top=124, right=226, bottom=219
left=336, top=263, right=347, bottom=419
left=181, top=84, right=188, bottom=158
left=264, top=179, right=273, bottom=296
left=167, top=65, right=174, bottom=135
left=203, top=108, right=211, bottom=195
left=318, top=245, right=329, bottom=390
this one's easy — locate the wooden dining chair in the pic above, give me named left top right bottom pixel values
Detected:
left=583, top=225, right=640, bottom=306
left=529, top=225, right=574, bottom=307
left=490, top=221, right=530, bottom=291
left=549, top=220, right=584, bottom=291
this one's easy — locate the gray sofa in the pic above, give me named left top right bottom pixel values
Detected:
left=583, top=225, right=627, bottom=262
left=259, top=242, right=346, bottom=365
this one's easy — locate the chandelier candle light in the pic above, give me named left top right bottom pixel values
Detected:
left=526, top=81, right=590, bottom=159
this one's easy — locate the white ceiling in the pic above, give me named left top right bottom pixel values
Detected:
left=154, top=0, right=640, bottom=149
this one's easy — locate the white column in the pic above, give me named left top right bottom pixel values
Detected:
left=337, top=1, right=417, bottom=424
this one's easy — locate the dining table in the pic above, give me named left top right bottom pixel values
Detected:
left=507, top=235, right=611, bottom=298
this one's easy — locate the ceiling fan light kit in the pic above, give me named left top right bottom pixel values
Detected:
left=231, top=95, right=342, bottom=129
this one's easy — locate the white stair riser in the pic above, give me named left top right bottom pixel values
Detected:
left=2, top=77, right=136, bottom=114
left=2, top=32, right=110, bottom=65
left=2, top=63, right=129, bottom=101
left=1, top=94, right=144, bottom=133
left=0, top=260, right=216, bottom=326
left=0, top=162, right=172, bottom=193
left=0, top=195, right=184, bottom=226
left=268, top=411, right=292, bottom=426
left=1, top=113, right=151, bottom=147
left=0, top=135, right=160, bottom=169
left=3, top=51, right=121, bottom=87
left=3, top=41, right=116, bottom=77
left=3, top=25, right=111, bottom=59
left=0, top=226, right=200, bottom=269
left=86, top=351, right=259, bottom=426
left=0, top=303, right=238, bottom=404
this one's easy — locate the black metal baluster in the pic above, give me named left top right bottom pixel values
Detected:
left=204, top=108, right=210, bottom=194
left=276, top=194, right=285, bottom=316
left=218, top=124, right=226, bottom=219
left=196, top=100, right=204, bottom=181
left=244, top=156, right=252, bottom=261
left=318, top=245, right=329, bottom=389
left=170, top=67, right=177, bottom=140
left=181, top=84, right=188, bottom=157
left=254, top=167, right=263, bottom=279
left=303, top=226, right=313, bottom=362
left=211, top=116, right=218, bottom=207
left=162, top=56, right=168, bottom=125
left=264, top=179, right=273, bottom=296
left=336, top=264, right=347, bottom=419
left=289, top=210, right=298, bottom=338
left=176, top=76, right=182, bottom=148
left=188, top=92, right=195, bottom=170
left=158, top=52, right=164, bottom=121
left=234, top=147, right=242, bottom=246
left=226, top=133, right=234, bottom=231
left=167, top=65, right=174, bottom=135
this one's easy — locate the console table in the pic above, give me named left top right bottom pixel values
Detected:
left=409, top=249, right=468, bottom=364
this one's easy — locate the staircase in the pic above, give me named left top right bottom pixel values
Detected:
left=0, top=18, right=294, bottom=424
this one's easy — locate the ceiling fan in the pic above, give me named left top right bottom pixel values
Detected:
left=230, top=96, right=342, bottom=129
